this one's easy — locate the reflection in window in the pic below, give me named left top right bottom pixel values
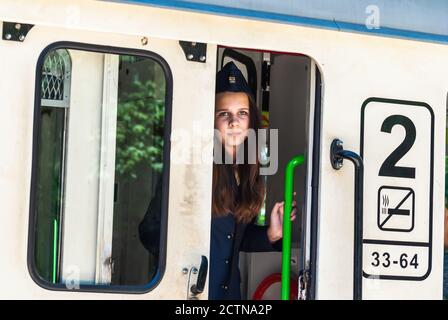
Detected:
left=33, top=48, right=167, bottom=289
left=35, top=49, right=70, bottom=283
left=112, top=55, right=166, bottom=285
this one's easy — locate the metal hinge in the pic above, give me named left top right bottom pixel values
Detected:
left=105, top=256, right=115, bottom=275
left=2, top=22, right=34, bottom=42
left=179, top=41, right=207, bottom=63
left=298, top=269, right=311, bottom=300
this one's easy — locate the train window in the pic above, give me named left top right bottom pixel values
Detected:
left=29, top=44, right=171, bottom=292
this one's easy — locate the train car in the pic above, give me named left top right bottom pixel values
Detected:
left=0, top=0, right=447, bottom=300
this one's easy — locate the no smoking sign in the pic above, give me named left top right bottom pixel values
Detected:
left=361, top=97, right=434, bottom=281
left=378, top=186, right=414, bottom=232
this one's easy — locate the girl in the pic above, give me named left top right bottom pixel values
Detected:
left=209, top=61, right=296, bottom=299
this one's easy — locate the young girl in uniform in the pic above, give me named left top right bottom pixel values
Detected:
left=209, top=61, right=296, bottom=299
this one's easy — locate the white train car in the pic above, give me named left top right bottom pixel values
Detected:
left=0, top=0, right=447, bottom=299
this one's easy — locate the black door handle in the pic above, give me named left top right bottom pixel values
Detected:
left=330, top=139, right=364, bottom=300
left=190, top=255, right=208, bottom=295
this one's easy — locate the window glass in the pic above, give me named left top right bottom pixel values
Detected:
left=35, top=105, right=65, bottom=283
left=35, top=49, right=70, bottom=283
left=32, top=47, right=168, bottom=289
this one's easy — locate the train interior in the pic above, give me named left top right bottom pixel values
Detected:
left=216, top=47, right=315, bottom=299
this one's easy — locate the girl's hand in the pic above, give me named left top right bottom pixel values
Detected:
left=267, top=192, right=297, bottom=243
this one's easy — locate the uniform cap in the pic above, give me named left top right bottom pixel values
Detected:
left=216, top=61, right=252, bottom=96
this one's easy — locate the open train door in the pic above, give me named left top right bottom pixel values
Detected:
left=0, top=1, right=216, bottom=299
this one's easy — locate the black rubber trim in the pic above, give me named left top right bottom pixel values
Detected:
left=308, top=66, right=322, bottom=300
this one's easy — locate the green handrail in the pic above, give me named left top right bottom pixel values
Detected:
left=52, top=219, right=58, bottom=284
left=281, top=155, right=304, bottom=300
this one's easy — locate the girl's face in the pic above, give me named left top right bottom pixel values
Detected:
left=215, top=92, right=250, bottom=147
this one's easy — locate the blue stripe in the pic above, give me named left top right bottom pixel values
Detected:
left=104, top=0, right=448, bottom=45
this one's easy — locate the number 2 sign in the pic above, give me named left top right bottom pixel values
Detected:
left=361, top=97, right=434, bottom=280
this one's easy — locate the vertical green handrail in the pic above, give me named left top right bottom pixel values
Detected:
left=281, top=155, right=304, bottom=300
left=52, top=219, right=58, bottom=284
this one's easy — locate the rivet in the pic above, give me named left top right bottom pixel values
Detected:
left=182, top=268, right=188, bottom=275
left=15, top=23, right=21, bottom=30
left=5, top=34, right=12, bottom=40
left=187, top=53, right=194, bottom=60
left=141, top=37, right=148, bottom=46
left=19, top=34, right=25, bottom=41
left=191, top=42, right=196, bottom=46
left=199, top=55, right=206, bottom=62
left=192, top=267, right=198, bottom=275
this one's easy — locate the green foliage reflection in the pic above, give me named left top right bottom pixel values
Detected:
left=115, top=56, right=165, bottom=180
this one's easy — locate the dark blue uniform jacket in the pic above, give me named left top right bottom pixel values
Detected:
left=209, top=214, right=282, bottom=299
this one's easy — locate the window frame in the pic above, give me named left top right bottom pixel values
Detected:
left=28, top=41, right=173, bottom=294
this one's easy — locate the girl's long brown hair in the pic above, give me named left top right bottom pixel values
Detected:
left=212, top=94, right=265, bottom=224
